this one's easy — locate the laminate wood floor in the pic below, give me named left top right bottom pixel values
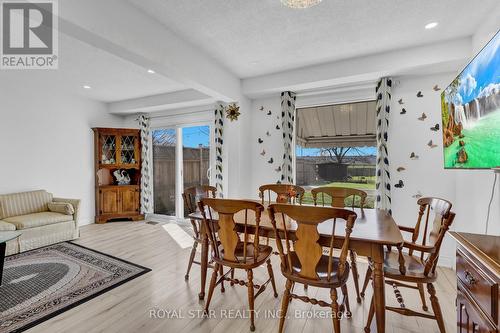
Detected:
left=26, top=221, right=457, bottom=333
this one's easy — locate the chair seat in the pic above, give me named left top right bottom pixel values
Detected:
left=383, top=250, right=437, bottom=282
left=213, top=243, right=273, bottom=268
left=282, top=252, right=350, bottom=287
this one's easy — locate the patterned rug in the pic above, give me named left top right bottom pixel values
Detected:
left=0, top=242, right=151, bottom=333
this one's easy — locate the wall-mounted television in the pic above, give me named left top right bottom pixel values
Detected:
left=441, top=30, right=500, bottom=169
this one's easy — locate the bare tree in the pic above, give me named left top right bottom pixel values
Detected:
left=153, top=130, right=176, bottom=146
left=320, top=147, right=368, bottom=164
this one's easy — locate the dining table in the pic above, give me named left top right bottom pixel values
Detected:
left=189, top=204, right=404, bottom=333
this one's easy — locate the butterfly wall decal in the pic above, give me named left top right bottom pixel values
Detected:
left=410, top=152, right=419, bottom=160
left=394, top=180, right=404, bottom=188
left=258, top=138, right=263, bottom=144
left=398, top=98, right=404, bottom=105
left=276, top=125, right=280, bottom=130
left=418, top=113, right=427, bottom=121
left=417, top=91, right=424, bottom=98
left=260, top=150, right=266, bottom=156
left=433, top=85, right=441, bottom=91
left=267, top=110, right=272, bottom=115
left=430, top=124, right=440, bottom=131
left=427, top=140, right=438, bottom=148
left=259, top=106, right=264, bottom=111
left=396, top=167, right=406, bottom=172
left=268, top=158, right=274, bottom=164
left=275, top=166, right=281, bottom=172
left=400, top=108, right=407, bottom=115
left=266, top=131, right=271, bottom=137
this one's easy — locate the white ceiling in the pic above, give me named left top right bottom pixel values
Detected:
left=52, top=33, right=186, bottom=102
left=129, top=0, right=499, bottom=78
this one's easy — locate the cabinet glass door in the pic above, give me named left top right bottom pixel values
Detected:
left=101, top=135, right=117, bottom=165
left=120, top=135, right=137, bottom=165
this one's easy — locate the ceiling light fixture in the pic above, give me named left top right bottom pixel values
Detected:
left=281, top=0, right=322, bottom=9
left=83, top=85, right=91, bottom=89
left=425, top=22, right=438, bottom=30
left=147, top=69, right=155, bottom=74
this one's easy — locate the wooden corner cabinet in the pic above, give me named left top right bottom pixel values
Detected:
left=93, top=128, right=144, bottom=223
left=450, top=232, right=499, bottom=333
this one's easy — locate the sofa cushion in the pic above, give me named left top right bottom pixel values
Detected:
left=0, top=190, right=53, bottom=219
left=3, top=212, right=73, bottom=230
left=48, top=202, right=75, bottom=215
left=0, top=221, right=16, bottom=231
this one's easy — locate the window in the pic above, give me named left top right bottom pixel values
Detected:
left=152, top=125, right=211, bottom=217
left=295, top=101, right=377, bottom=208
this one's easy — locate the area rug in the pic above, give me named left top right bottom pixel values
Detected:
left=0, top=242, right=151, bottom=333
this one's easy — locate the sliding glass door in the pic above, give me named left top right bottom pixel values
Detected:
left=152, top=128, right=177, bottom=216
left=152, top=125, right=211, bottom=218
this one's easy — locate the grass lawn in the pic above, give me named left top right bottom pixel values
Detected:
left=301, top=178, right=376, bottom=208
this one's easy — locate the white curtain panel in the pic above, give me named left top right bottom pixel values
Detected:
left=280, top=91, right=297, bottom=184
left=214, top=103, right=225, bottom=197
left=375, top=78, right=393, bottom=215
left=138, top=114, right=153, bottom=214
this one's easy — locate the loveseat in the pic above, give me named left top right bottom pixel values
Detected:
left=0, top=190, right=80, bottom=255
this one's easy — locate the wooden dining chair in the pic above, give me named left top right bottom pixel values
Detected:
left=198, top=198, right=278, bottom=332
left=311, top=186, right=368, bottom=303
left=259, top=184, right=305, bottom=205
left=268, top=204, right=357, bottom=333
left=363, top=197, right=455, bottom=333
left=182, top=185, right=217, bottom=281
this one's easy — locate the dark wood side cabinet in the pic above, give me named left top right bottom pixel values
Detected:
left=93, top=128, right=144, bottom=223
left=451, top=232, right=499, bottom=333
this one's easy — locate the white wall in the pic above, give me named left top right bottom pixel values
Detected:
left=389, top=73, right=458, bottom=266
left=248, top=96, right=283, bottom=198
left=0, top=72, right=124, bottom=225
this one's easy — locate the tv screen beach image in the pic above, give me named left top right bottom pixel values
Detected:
left=442, top=31, right=500, bottom=169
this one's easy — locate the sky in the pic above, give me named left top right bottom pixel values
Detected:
left=182, top=126, right=210, bottom=148
left=452, top=31, right=500, bottom=105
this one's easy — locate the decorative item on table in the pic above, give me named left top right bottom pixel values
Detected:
left=225, top=103, right=241, bottom=121
left=113, top=169, right=131, bottom=185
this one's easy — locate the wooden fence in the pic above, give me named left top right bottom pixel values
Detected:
left=153, top=145, right=209, bottom=215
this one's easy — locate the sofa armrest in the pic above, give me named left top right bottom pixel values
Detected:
left=0, top=220, right=16, bottom=231
left=53, top=198, right=81, bottom=226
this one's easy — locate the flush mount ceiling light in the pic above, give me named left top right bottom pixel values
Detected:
left=425, top=22, right=438, bottom=29
left=281, top=0, right=322, bottom=9
left=83, top=85, right=91, bottom=89
left=147, top=69, right=155, bottom=74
